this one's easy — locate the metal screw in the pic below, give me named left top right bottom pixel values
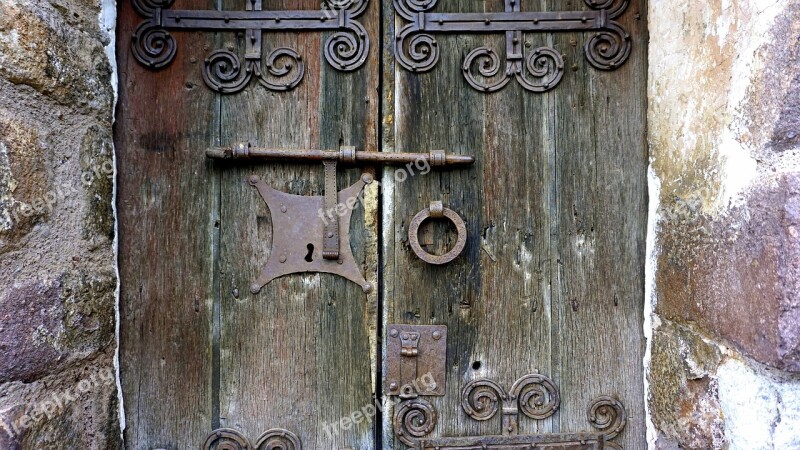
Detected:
left=390, top=329, right=399, bottom=338
left=281, top=205, right=288, bottom=213
left=432, top=331, right=442, bottom=340
left=279, top=255, right=287, bottom=263
left=389, top=382, right=398, bottom=391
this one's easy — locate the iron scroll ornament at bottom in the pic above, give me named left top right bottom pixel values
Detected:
left=393, top=373, right=628, bottom=449
left=202, top=427, right=301, bottom=450
left=408, top=201, right=467, bottom=265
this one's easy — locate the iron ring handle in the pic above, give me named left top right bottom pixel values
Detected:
left=408, top=201, right=467, bottom=265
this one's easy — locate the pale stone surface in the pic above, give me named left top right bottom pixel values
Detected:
left=648, top=0, right=800, bottom=448
left=0, top=0, right=119, bottom=447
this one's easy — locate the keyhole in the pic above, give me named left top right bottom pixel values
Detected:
left=305, top=243, right=314, bottom=262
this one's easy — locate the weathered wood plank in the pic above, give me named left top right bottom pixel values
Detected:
left=382, top=0, right=648, bottom=448
left=117, top=1, right=219, bottom=448
left=216, top=0, right=380, bottom=448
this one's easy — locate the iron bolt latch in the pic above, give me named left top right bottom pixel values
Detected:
left=385, top=325, right=447, bottom=398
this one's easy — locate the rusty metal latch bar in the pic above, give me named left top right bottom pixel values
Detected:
left=130, top=0, right=370, bottom=93
left=394, top=0, right=633, bottom=93
left=208, top=144, right=474, bottom=293
left=206, top=145, right=474, bottom=167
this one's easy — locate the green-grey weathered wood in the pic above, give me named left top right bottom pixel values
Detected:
left=216, top=0, right=380, bottom=448
left=381, top=1, right=648, bottom=448
left=117, top=1, right=219, bottom=448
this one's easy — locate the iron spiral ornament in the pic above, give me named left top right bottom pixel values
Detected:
left=461, top=378, right=507, bottom=421
left=394, top=0, right=633, bottom=93
left=588, top=395, right=627, bottom=440
left=202, top=428, right=251, bottom=450
left=509, top=373, right=561, bottom=420
left=202, top=427, right=302, bottom=450
left=130, top=0, right=369, bottom=93
left=254, top=428, right=302, bottom=450
left=393, top=398, right=438, bottom=446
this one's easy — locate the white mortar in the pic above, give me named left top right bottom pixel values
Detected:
left=98, top=0, right=125, bottom=442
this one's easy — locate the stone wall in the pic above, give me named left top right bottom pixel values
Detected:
left=647, top=0, right=800, bottom=448
left=2, top=0, right=800, bottom=448
left=0, top=0, right=120, bottom=448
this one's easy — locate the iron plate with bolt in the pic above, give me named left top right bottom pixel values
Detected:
left=408, top=201, right=467, bottom=265
left=248, top=173, right=374, bottom=294
left=385, top=325, right=447, bottom=398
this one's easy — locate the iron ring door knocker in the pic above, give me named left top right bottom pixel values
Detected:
left=409, top=201, right=467, bottom=265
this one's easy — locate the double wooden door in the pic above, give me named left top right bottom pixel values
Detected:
left=116, top=0, right=647, bottom=448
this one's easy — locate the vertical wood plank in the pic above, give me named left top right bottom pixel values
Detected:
left=216, top=1, right=380, bottom=448
left=117, top=1, right=219, bottom=448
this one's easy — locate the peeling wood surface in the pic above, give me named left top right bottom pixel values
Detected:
left=381, top=1, right=648, bottom=448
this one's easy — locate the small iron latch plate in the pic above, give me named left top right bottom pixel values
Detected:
left=385, top=324, right=447, bottom=397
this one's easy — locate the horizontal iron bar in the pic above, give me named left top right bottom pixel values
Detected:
left=206, top=146, right=475, bottom=167
left=160, top=9, right=349, bottom=30
left=421, top=10, right=606, bottom=33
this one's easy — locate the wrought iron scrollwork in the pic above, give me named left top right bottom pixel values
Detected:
left=202, top=428, right=251, bottom=450
left=203, top=427, right=302, bottom=450
left=461, top=378, right=506, bottom=421
left=462, top=374, right=560, bottom=423
left=394, top=0, right=632, bottom=93
left=394, top=398, right=438, bottom=446
left=254, top=428, right=302, bottom=450
left=588, top=395, right=627, bottom=441
left=130, top=0, right=370, bottom=93
left=508, top=373, right=560, bottom=420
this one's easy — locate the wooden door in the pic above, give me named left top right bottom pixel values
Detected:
left=116, top=0, right=647, bottom=448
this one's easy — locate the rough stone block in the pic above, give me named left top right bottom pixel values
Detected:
left=657, top=172, right=800, bottom=372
